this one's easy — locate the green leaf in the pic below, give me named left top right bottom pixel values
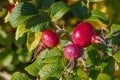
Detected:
left=90, top=0, right=104, bottom=2
left=113, top=50, right=120, bottom=63
left=103, top=57, right=115, bottom=75
left=18, top=51, right=32, bottom=63
left=46, top=47, right=62, bottom=58
left=11, top=72, right=30, bottom=80
left=91, top=10, right=108, bottom=22
left=30, top=21, right=50, bottom=32
left=20, top=2, right=37, bottom=15
left=70, top=1, right=88, bottom=19
left=96, top=73, right=111, bottom=80
left=57, top=39, right=68, bottom=50
left=49, top=2, right=69, bottom=21
left=25, top=49, right=48, bottom=76
left=85, top=45, right=101, bottom=66
left=42, top=56, right=61, bottom=64
left=35, top=0, right=55, bottom=10
left=111, top=35, right=120, bottom=46
left=42, top=77, right=59, bottom=80
left=77, top=68, right=89, bottom=80
left=89, top=69, right=100, bottom=80
left=110, top=24, right=120, bottom=34
left=15, top=23, right=28, bottom=40
left=9, top=2, right=36, bottom=27
left=0, top=26, right=12, bottom=46
left=26, top=32, right=42, bottom=51
left=26, top=13, right=50, bottom=29
left=39, top=63, right=62, bottom=79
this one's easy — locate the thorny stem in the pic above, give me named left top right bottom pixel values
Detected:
left=53, top=22, right=72, bottom=41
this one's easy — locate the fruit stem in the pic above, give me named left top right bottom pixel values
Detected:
left=80, top=56, right=88, bottom=72
left=30, top=42, right=46, bottom=62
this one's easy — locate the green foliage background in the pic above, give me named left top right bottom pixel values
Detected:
left=0, top=0, right=120, bottom=80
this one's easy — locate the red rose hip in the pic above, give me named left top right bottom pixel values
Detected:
left=64, top=44, right=83, bottom=61
left=72, top=22, right=106, bottom=48
left=42, top=30, right=59, bottom=47
left=31, top=30, right=59, bottom=62
left=9, top=4, right=15, bottom=12
left=64, top=43, right=83, bottom=71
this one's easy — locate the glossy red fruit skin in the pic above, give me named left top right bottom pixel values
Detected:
left=64, top=44, right=83, bottom=61
left=42, top=30, right=59, bottom=47
left=72, top=22, right=95, bottom=48
left=9, top=4, right=15, bottom=12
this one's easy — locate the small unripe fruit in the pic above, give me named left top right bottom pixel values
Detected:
left=72, top=22, right=106, bottom=48
left=9, top=4, right=15, bottom=12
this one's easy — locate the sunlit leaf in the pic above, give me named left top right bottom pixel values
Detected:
left=25, top=49, right=48, bottom=76
left=91, top=10, right=108, bottom=21
left=15, top=23, right=28, bottom=40
left=45, top=47, right=62, bottom=58
left=26, top=32, right=42, bottom=51
left=113, top=50, right=120, bottom=63
left=49, top=2, right=69, bottom=21
left=85, top=17, right=107, bottom=30
left=4, top=12, right=10, bottom=23
left=39, top=63, right=62, bottom=79
left=77, top=68, right=89, bottom=80
left=42, top=56, right=61, bottom=64
left=90, top=0, right=104, bottom=2
left=11, top=72, right=30, bottom=80
left=110, top=24, right=120, bottom=34
left=96, top=73, right=111, bottom=80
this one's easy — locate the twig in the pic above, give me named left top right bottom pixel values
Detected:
left=0, top=71, right=11, bottom=80
left=80, top=55, right=88, bottom=72
left=87, top=0, right=89, bottom=8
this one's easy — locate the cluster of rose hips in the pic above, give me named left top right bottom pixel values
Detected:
left=9, top=4, right=105, bottom=70
left=32, top=22, right=105, bottom=70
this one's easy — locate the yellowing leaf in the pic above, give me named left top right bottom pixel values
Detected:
left=86, top=20, right=107, bottom=30
left=114, top=63, right=120, bottom=77
left=96, top=73, right=111, bottom=80
left=4, top=12, right=10, bottom=23
left=113, top=50, right=120, bottom=63
left=92, top=1, right=107, bottom=13
left=15, top=23, right=28, bottom=40
left=27, top=32, right=42, bottom=51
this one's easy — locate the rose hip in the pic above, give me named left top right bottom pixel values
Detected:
left=31, top=30, right=59, bottom=62
left=72, top=22, right=106, bottom=48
